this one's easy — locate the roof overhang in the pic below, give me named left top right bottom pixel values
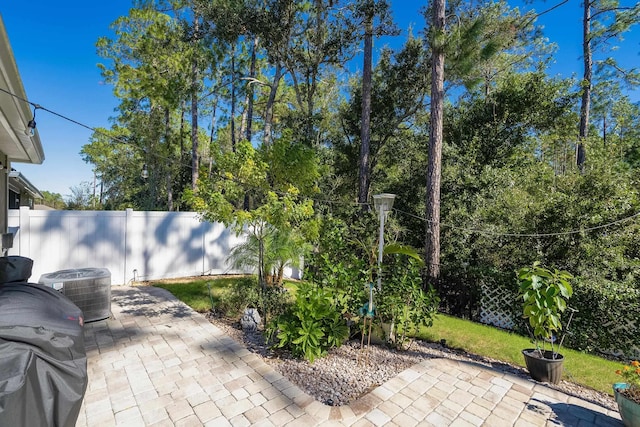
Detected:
left=0, top=15, right=45, bottom=165
left=8, top=169, right=43, bottom=199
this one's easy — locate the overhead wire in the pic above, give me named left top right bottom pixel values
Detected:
left=0, top=86, right=130, bottom=144
left=0, top=86, right=195, bottom=169
left=393, top=207, right=640, bottom=238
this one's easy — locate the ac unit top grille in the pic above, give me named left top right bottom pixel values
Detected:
left=39, top=268, right=111, bottom=322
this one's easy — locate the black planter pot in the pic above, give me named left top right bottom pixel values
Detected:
left=522, top=349, right=564, bottom=384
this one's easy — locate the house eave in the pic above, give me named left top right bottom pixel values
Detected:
left=0, top=15, right=45, bottom=165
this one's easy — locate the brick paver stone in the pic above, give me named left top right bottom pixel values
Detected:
left=77, top=287, right=622, bottom=427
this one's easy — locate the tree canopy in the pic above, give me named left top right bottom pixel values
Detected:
left=81, top=0, right=640, bottom=327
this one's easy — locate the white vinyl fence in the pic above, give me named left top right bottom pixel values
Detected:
left=7, top=207, right=273, bottom=285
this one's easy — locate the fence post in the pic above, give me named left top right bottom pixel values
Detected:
left=18, top=206, right=30, bottom=258
left=124, top=208, right=133, bottom=285
left=202, top=221, right=207, bottom=276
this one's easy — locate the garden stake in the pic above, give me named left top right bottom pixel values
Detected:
left=360, top=283, right=376, bottom=350
left=556, top=307, right=578, bottom=353
left=207, top=282, right=215, bottom=311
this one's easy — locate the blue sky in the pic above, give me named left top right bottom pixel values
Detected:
left=1, top=1, right=639, bottom=198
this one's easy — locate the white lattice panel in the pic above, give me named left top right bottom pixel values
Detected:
left=479, top=282, right=516, bottom=330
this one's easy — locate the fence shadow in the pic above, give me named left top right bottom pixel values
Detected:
left=110, top=286, right=193, bottom=319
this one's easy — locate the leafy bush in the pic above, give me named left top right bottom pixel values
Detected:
left=375, top=257, right=440, bottom=348
left=267, top=282, right=349, bottom=362
left=217, top=277, right=290, bottom=324
left=566, top=277, right=640, bottom=358
left=305, top=212, right=373, bottom=317
left=217, top=277, right=260, bottom=316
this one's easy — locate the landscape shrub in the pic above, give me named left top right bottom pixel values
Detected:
left=217, top=277, right=291, bottom=324
left=460, top=271, right=639, bottom=359
left=566, top=277, right=640, bottom=359
left=266, top=282, right=349, bottom=362
left=375, top=258, right=440, bottom=348
left=217, top=277, right=260, bottom=317
left=305, top=212, right=374, bottom=319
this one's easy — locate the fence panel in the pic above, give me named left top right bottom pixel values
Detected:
left=7, top=208, right=250, bottom=285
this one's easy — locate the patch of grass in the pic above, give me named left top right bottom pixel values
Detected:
left=150, top=276, right=299, bottom=314
left=418, top=314, right=622, bottom=395
left=152, top=277, right=237, bottom=312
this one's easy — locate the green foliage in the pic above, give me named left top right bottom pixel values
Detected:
left=305, top=208, right=381, bottom=318
left=189, top=137, right=319, bottom=290
left=517, top=262, right=574, bottom=354
left=334, top=35, right=429, bottom=197
left=84, top=0, right=640, bottom=362
left=267, top=282, right=349, bottom=362
left=306, top=210, right=439, bottom=349
left=38, top=191, right=66, bottom=210
left=227, top=225, right=309, bottom=287
left=217, top=277, right=261, bottom=316
left=65, top=182, right=100, bottom=210
left=91, top=4, right=201, bottom=211
left=567, top=277, right=640, bottom=358
left=375, top=258, right=440, bottom=348
left=211, top=276, right=292, bottom=325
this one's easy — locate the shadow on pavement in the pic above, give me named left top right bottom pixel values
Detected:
left=529, top=398, right=622, bottom=427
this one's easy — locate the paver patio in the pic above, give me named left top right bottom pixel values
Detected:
left=76, top=286, right=623, bottom=426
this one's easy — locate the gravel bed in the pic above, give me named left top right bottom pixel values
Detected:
left=206, top=312, right=617, bottom=411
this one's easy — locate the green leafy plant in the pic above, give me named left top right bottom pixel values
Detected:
left=517, top=262, right=574, bottom=357
left=615, top=360, right=640, bottom=404
left=267, top=282, right=349, bottom=362
left=217, top=277, right=261, bottom=317
left=217, top=277, right=290, bottom=324
left=376, top=253, right=440, bottom=349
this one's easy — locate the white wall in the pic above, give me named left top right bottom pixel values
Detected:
left=7, top=207, right=250, bottom=285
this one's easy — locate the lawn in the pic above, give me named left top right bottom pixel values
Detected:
left=152, top=277, right=235, bottom=312
left=149, top=275, right=624, bottom=396
left=417, top=314, right=622, bottom=395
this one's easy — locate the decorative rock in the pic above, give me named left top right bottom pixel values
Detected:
left=240, top=308, right=261, bottom=331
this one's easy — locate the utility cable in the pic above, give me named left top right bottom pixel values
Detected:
left=0, top=86, right=195, bottom=168
left=393, top=208, right=640, bottom=238
left=0, top=86, right=123, bottom=139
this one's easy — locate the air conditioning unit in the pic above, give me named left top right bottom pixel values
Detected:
left=39, top=268, right=111, bottom=322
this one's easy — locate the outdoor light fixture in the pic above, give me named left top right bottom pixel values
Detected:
left=373, top=193, right=396, bottom=291
left=141, top=164, right=149, bottom=179
left=24, top=107, right=37, bottom=137
left=373, top=193, right=396, bottom=214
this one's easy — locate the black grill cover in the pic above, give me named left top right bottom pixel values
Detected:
left=0, top=281, right=87, bottom=427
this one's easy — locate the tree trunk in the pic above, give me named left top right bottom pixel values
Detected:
left=241, top=36, right=258, bottom=143
left=164, top=107, right=173, bottom=211
left=357, top=6, right=373, bottom=205
left=424, top=0, right=446, bottom=289
left=577, top=1, right=592, bottom=171
left=258, top=235, right=266, bottom=290
left=230, top=43, right=237, bottom=152
left=191, top=18, right=200, bottom=191
left=263, top=62, right=284, bottom=147
left=180, top=101, right=186, bottom=157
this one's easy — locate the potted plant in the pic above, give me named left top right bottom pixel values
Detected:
left=613, top=360, right=640, bottom=427
left=517, top=262, right=573, bottom=384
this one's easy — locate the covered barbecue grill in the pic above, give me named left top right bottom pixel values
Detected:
left=0, top=256, right=87, bottom=427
